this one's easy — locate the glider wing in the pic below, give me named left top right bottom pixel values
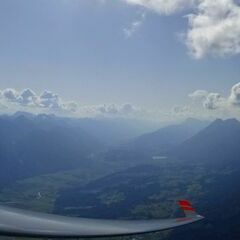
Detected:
left=0, top=200, right=204, bottom=238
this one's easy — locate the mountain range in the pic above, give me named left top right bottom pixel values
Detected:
left=174, top=118, right=240, bottom=167
left=1, top=113, right=240, bottom=239
left=0, top=114, right=101, bottom=185
left=53, top=118, right=240, bottom=240
left=0, top=113, right=159, bottom=184
left=125, top=118, right=210, bottom=154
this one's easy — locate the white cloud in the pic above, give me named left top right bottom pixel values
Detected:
left=229, top=82, right=240, bottom=106
left=19, top=89, right=37, bottom=106
left=189, top=82, right=240, bottom=114
left=2, top=88, right=19, bottom=102
left=66, top=102, right=79, bottom=112
left=203, top=93, right=223, bottom=110
left=121, top=103, right=135, bottom=114
left=123, top=12, right=146, bottom=38
left=2, top=88, right=38, bottom=106
left=189, top=89, right=225, bottom=110
left=97, top=104, right=119, bottom=114
left=0, top=88, right=144, bottom=119
left=189, top=89, right=209, bottom=100
left=5, top=84, right=240, bottom=121
left=186, top=0, right=240, bottom=58
left=39, top=90, right=61, bottom=109
left=0, top=88, right=77, bottom=115
left=123, top=0, right=240, bottom=58
left=124, top=0, right=195, bottom=15
left=172, top=105, right=195, bottom=118
left=96, top=103, right=138, bottom=116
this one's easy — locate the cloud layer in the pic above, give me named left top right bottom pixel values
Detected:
left=189, top=82, right=240, bottom=111
left=97, top=103, right=138, bottom=115
left=2, top=84, right=240, bottom=122
left=0, top=88, right=140, bottom=118
left=0, top=88, right=77, bottom=115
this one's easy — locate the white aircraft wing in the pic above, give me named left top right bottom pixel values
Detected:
left=0, top=200, right=204, bottom=238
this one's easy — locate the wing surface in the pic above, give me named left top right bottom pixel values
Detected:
left=0, top=200, right=204, bottom=238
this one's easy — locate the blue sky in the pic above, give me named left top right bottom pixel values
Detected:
left=0, top=0, right=240, bottom=122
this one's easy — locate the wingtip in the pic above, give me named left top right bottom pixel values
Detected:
left=178, top=200, right=198, bottom=217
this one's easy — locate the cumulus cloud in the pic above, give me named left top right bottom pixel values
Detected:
left=39, top=91, right=61, bottom=109
left=203, top=93, right=223, bottom=110
left=96, top=103, right=138, bottom=116
left=229, top=82, right=240, bottom=106
left=19, top=89, right=37, bottom=105
left=0, top=88, right=142, bottom=119
left=2, top=88, right=19, bottom=102
left=189, top=89, right=225, bottom=110
left=189, top=82, right=240, bottom=112
left=2, top=88, right=38, bottom=106
left=97, top=104, right=119, bottom=114
left=0, top=88, right=77, bottom=114
left=123, top=0, right=240, bottom=58
left=189, top=89, right=208, bottom=100
left=186, top=0, right=240, bottom=58
left=66, top=102, right=78, bottom=112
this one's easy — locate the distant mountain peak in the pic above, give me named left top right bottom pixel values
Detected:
left=175, top=117, right=240, bottom=166
left=224, top=118, right=240, bottom=124
left=13, top=111, right=35, bottom=119
left=209, top=118, right=240, bottom=128
left=122, top=119, right=210, bottom=155
left=36, top=113, right=56, bottom=120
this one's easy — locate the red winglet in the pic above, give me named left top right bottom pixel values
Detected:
left=178, top=200, right=196, bottom=216
left=178, top=200, right=192, bottom=207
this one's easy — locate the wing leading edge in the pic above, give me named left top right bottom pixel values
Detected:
left=0, top=200, right=204, bottom=238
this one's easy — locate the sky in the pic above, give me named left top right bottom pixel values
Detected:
left=0, top=0, right=240, bottom=123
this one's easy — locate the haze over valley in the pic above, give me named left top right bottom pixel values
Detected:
left=0, top=113, right=239, bottom=239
